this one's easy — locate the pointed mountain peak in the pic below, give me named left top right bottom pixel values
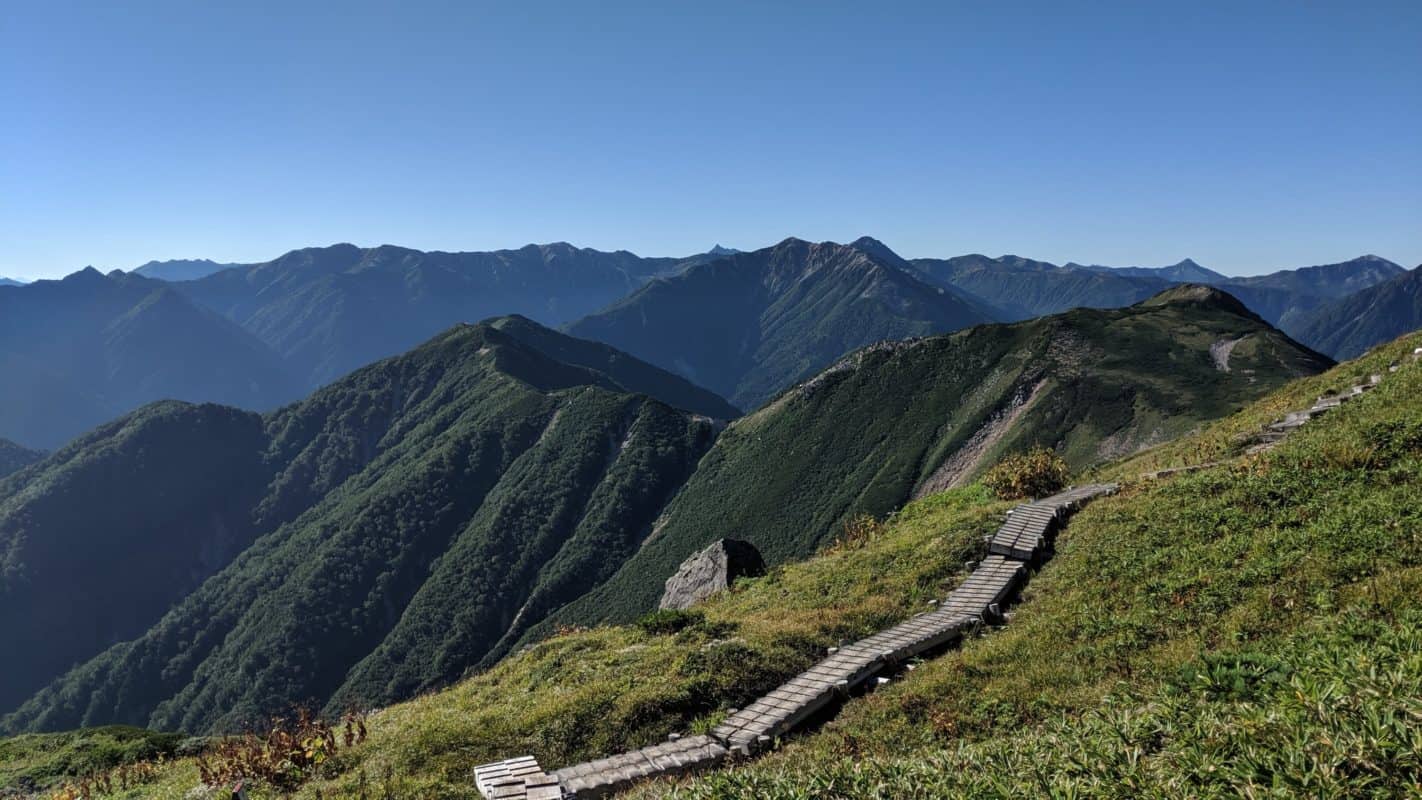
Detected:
left=848, top=236, right=910, bottom=268
left=64, top=266, right=108, bottom=283
left=707, top=244, right=739, bottom=256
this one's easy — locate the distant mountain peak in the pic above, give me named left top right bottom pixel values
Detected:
left=848, top=236, right=910, bottom=268
left=707, top=244, right=739, bottom=256
left=65, top=266, right=107, bottom=283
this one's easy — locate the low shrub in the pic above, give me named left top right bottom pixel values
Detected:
left=982, top=446, right=1069, bottom=500
left=637, top=608, right=706, bottom=636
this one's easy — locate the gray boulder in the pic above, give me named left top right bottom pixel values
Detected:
left=659, top=538, right=766, bottom=610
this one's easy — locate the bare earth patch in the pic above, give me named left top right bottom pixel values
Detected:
left=1210, top=336, right=1246, bottom=372
left=913, top=379, right=1047, bottom=498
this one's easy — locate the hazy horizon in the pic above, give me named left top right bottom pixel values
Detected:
left=4, top=1, right=1419, bottom=279
left=3, top=237, right=1416, bottom=285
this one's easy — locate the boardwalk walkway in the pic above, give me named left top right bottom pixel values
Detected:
left=475, top=365, right=1404, bottom=799
left=476, top=483, right=1115, bottom=799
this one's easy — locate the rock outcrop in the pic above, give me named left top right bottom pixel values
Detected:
left=659, top=539, right=765, bottom=610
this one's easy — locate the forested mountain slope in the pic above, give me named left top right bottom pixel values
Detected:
left=0, top=321, right=718, bottom=734
left=542, top=286, right=1331, bottom=631
left=488, top=314, right=739, bottom=419
left=0, top=439, right=42, bottom=478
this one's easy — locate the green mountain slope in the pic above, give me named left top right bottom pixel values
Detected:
left=0, top=269, right=299, bottom=449
left=566, top=238, right=993, bottom=410
left=0, top=321, right=716, bottom=735
left=544, top=286, right=1331, bottom=631
left=27, top=329, right=1412, bottom=800
left=0, top=439, right=42, bottom=478
left=1292, top=265, right=1422, bottom=360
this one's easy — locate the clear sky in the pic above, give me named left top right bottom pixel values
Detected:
left=3, top=1, right=1419, bottom=280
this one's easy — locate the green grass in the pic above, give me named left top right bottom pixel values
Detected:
left=0, top=727, right=182, bottom=797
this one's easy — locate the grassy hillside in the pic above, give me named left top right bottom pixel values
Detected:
left=1, top=322, right=716, bottom=736
left=15, top=330, right=1417, bottom=800
left=0, top=727, right=182, bottom=798
left=543, top=286, right=1331, bottom=632
left=636, top=330, right=1422, bottom=799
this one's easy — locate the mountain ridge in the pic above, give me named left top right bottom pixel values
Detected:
left=0, top=319, right=720, bottom=733
left=1292, top=265, right=1422, bottom=360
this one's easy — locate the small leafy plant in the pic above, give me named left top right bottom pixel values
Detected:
left=194, top=709, right=368, bottom=792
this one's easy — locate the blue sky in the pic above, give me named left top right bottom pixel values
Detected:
left=3, top=1, right=1419, bottom=279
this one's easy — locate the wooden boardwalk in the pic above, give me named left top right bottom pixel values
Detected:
left=475, top=483, right=1117, bottom=799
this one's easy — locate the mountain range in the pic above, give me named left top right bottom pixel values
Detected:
left=907, top=252, right=1407, bottom=333
left=567, top=237, right=993, bottom=410
left=0, top=269, right=298, bottom=449
left=0, top=289, right=1330, bottom=734
left=132, top=259, right=245, bottom=281
left=167, top=242, right=726, bottom=390
left=5, top=238, right=1414, bottom=452
left=0, top=244, right=732, bottom=448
